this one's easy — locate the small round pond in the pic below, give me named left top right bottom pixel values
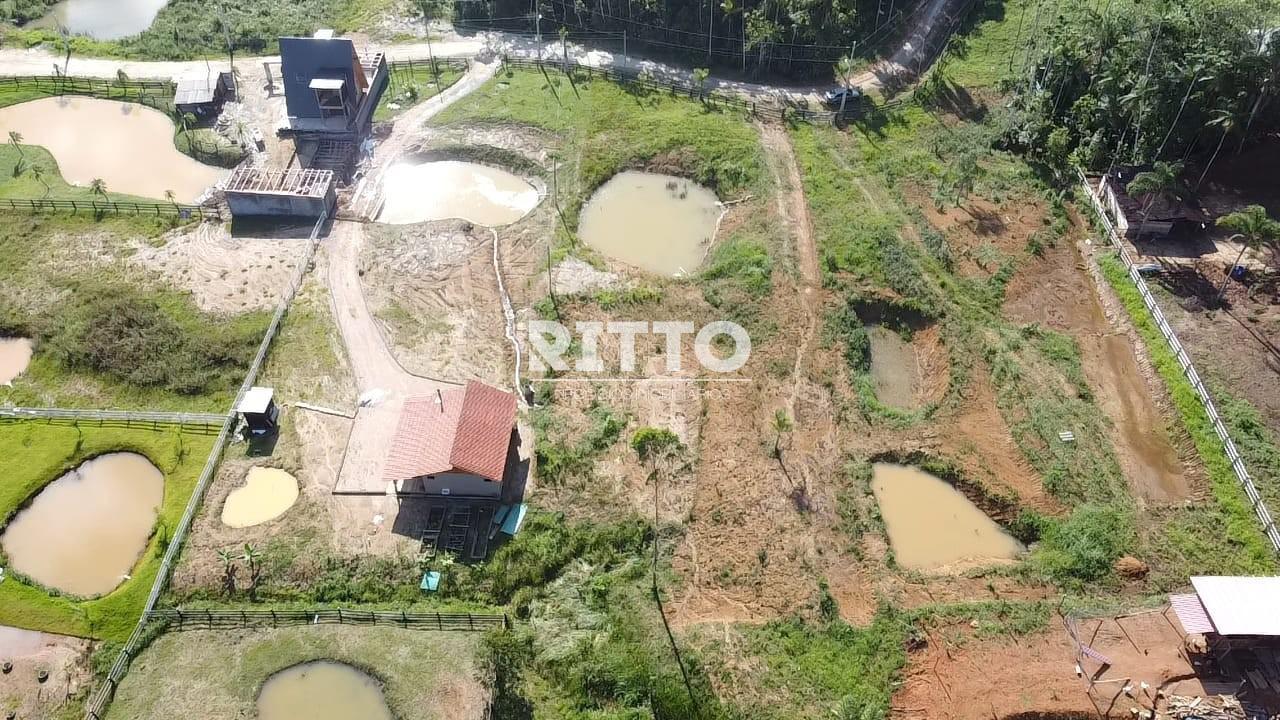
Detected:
left=0, top=452, right=163, bottom=596
left=257, top=661, right=393, bottom=720
left=0, top=96, right=224, bottom=202
left=377, top=160, right=539, bottom=226
left=221, top=467, right=299, bottom=529
left=871, top=462, right=1023, bottom=572
left=0, top=337, right=33, bottom=386
left=578, top=171, right=721, bottom=277
left=32, top=0, right=168, bottom=40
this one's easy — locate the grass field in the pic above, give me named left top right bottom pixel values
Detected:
left=105, top=625, right=483, bottom=719
left=375, top=63, right=466, bottom=122
left=0, top=214, right=267, bottom=412
left=0, top=421, right=217, bottom=640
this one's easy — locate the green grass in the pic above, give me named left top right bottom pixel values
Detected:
left=434, top=67, right=763, bottom=208
left=735, top=610, right=910, bottom=720
left=374, top=63, right=465, bottom=122
left=0, top=421, right=217, bottom=640
left=0, top=214, right=267, bottom=412
left=2, top=0, right=397, bottom=59
left=105, top=624, right=481, bottom=719
left=1097, top=254, right=1275, bottom=580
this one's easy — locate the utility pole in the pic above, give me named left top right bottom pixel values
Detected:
left=623, top=30, right=627, bottom=65
left=217, top=5, right=236, bottom=100
left=706, top=0, right=713, bottom=63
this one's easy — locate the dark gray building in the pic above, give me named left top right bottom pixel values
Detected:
left=279, top=31, right=388, bottom=141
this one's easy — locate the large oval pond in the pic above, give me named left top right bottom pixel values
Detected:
left=258, top=661, right=393, bottom=720
left=32, top=0, right=168, bottom=40
left=579, top=171, right=721, bottom=277
left=871, top=462, right=1023, bottom=572
left=0, top=96, right=224, bottom=202
left=0, top=452, right=163, bottom=596
left=0, top=337, right=33, bottom=386
left=377, top=160, right=539, bottom=226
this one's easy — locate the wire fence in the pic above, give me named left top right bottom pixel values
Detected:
left=150, top=607, right=509, bottom=631
left=0, top=407, right=226, bottom=429
left=82, top=213, right=329, bottom=720
left=1078, top=170, right=1280, bottom=555
left=0, top=197, right=221, bottom=220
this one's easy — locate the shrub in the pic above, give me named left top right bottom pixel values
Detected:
left=1033, top=503, right=1135, bottom=584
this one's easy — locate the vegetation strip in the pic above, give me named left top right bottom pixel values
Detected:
left=1081, top=177, right=1279, bottom=558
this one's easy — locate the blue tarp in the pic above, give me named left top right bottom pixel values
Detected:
left=500, top=503, right=527, bottom=536
left=420, top=571, right=440, bottom=592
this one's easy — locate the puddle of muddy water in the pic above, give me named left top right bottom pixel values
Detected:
left=221, top=467, right=299, bottom=529
left=0, top=453, right=163, bottom=596
left=257, top=661, right=393, bottom=720
left=578, top=171, right=721, bottom=277
left=377, top=160, right=538, bottom=226
left=0, top=337, right=33, bottom=386
left=872, top=463, right=1023, bottom=572
left=867, top=326, right=920, bottom=409
left=0, top=96, right=223, bottom=202
left=32, top=0, right=167, bottom=40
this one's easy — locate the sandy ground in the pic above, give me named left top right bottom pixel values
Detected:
left=894, top=611, right=1207, bottom=720
left=0, top=625, right=93, bottom=719
left=129, top=221, right=312, bottom=313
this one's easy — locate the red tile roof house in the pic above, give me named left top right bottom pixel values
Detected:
left=382, top=381, right=519, bottom=499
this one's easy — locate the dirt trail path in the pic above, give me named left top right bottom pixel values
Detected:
left=758, top=122, right=821, bottom=415
left=328, top=220, right=454, bottom=494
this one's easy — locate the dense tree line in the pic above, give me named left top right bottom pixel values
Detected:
left=0, top=0, right=54, bottom=23
left=1003, top=0, right=1280, bottom=177
left=457, top=0, right=914, bottom=76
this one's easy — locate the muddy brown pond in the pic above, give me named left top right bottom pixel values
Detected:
left=579, top=171, right=721, bottom=276
left=0, top=96, right=224, bottom=202
left=0, top=337, right=33, bottom=386
left=0, top=453, right=163, bottom=596
left=867, top=327, right=921, bottom=409
left=871, top=463, right=1023, bottom=572
left=377, top=160, right=539, bottom=226
left=32, top=0, right=167, bottom=40
left=257, top=661, right=393, bottom=720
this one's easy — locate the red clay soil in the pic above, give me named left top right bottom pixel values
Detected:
left=894, top=611, right=1206, bottom=720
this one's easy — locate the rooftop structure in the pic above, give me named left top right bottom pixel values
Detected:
left=383, top=381, right=518, bottom=497
left=1100, top=165, right=1209, bottom=239
left=1171, top=576, right=1280, bottom=637
left=279, top=30, right=388, bottom=141
left=224, top=166, right=336, bottom=219
left=174, top=71, right=233, bottom=115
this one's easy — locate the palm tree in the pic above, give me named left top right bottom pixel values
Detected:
left=692, top=67, right=710, bottom=102
left=630, top=427, right=683, bottom=586
left=30, top=165, right=49, bottom=197
left=164, top=189, right=177, bottom=208
left=1214, top=205, right=1280, bottom=305
left=242, top=543, right=263, bottom=598
left=834, top=55, right=858, bottom=124
left=12, top=157, right=28, bottom=178
left=89, top=178, right=107, bottom=199
left=7, top=131, right=23, bottom=159
left=770, top=409, right=792, bottom=460
left=217, top=548, right=238, bottom=596
left=1125, top=160, right=1183, bottom=237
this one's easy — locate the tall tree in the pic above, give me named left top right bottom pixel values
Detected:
left=1214, top=205, right=1280, bottom=305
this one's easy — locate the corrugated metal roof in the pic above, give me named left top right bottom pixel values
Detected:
left=1169, top=593, right=1215, bottom=635
left=174, top=72, right=225, bottom=106
left=236, top=387, right=274, bottom=415
left=1190, top=576, right=1280, bottom=636
left=309, top=77, right=345, bottom=90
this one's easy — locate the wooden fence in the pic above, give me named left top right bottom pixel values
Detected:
left=0, top=407, right=226, bottom=429
left=82, top=213, right=330, bottom=720
left=0, top=75, right=170, bottom=93
left=150, top=607, right=509, bottom=632
left=1078, top=170, right=1280, bottom=555
left=0, top=197, right=221, bottom=220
